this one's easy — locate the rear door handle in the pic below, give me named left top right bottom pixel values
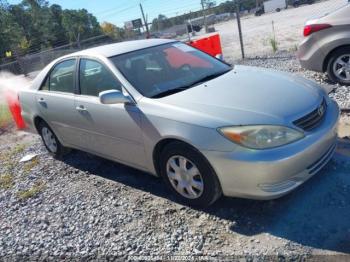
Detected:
left=38, top=98, right=45, bottom=103
left=76, top=105, right=88, bottom=112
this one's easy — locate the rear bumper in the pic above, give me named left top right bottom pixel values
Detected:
left=202, top=99, right=340, bottom=199
left=21, top=111, right=37, bottom=134
left=297, top=36, right=326, bottom=72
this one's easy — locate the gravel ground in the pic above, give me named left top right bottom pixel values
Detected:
left=1, top=56, right=350, bottom=261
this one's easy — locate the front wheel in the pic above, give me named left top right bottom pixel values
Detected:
left=327, top=47, right=350, bottom=86
left=38, top=121, right=70, bottom=158
left=159, top=142, right=222, bottom=207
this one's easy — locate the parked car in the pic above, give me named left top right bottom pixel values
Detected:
left=255, top=0, right=286, bottom=16
left=291, top=0, right=314, bottom=8
left=263, top=0, right=286, bottom=13
left=187, top=24, right=202, bottom=33
left=298, top=4, right=350, bottom=85
left=255, top=6, right=265, bottom=16
left=20, top=39, right=339, bottom=207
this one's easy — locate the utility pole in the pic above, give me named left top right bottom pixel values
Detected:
left=140, top=3, right=150, bottom=38
left=201, top=0, right=208, bottom=33
left=236, top=1, right=245, bottom=59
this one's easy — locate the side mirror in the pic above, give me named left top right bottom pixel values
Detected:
left=99, top=90, right=132, bottom=105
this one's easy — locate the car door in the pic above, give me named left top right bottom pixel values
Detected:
left=35, top=58, right=78, bottom=146
left=73, top=57, right=147, bottom=169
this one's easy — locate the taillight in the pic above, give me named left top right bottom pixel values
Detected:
left=303, top=24, right=332, bottom=37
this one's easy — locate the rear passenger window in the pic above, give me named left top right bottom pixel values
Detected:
left=79, top=59, right=122, bottom=97
left=41, top=59, right=76, bottom=93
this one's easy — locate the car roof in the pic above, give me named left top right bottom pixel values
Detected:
left=68, top=38, right=177, bottom=58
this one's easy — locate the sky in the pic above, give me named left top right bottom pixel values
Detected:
left=8, top=0, right=229, bottom=27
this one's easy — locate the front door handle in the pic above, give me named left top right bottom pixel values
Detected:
left=76, top=105, right=88, bottom=112
left=38, top=98, right=46, bottom=103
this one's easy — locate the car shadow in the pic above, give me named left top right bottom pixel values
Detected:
left=61, top=146, right=350, bottom=254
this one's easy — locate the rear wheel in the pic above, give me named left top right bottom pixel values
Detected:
left=38, top=121, right=70, bottom=158
left=327, top=47, right=350, bottom=86
left=159, top=142, right=222, bottom=207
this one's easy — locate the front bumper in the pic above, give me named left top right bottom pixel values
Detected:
left=202, top=99, right=340, bottom=200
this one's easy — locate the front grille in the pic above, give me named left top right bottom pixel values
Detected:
left=293, top=99, right=327, bottom=131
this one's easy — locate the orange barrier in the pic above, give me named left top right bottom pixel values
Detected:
left=4, top=89, right=26, bottom=129
left=188, top=34, right=223, bottom=59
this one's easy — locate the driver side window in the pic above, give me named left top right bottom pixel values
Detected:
left=79, top=59, right=122, bottom=97
left=40, top=59, right=76, bottom=93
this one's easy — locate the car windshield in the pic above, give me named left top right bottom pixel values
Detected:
left=109, top=42, right=232, bottom=98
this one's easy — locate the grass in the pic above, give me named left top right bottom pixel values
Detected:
left=0, top=144, right=26, bottom=161
left=0, top=174, right=14, bottom=189
left=289, top=44, right=298, bottom=52
left=0, top=144, right=27, bottom=191
left=0, top=104, right=12, bottom=128
left=269, top=37, right=279, bottom=53
left=23, top=157, right=39, bottom=174
left=269, top=20, right=279, bottom=54
left=17, top=181, right=45, bottom=200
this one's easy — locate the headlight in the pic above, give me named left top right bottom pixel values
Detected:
left=218, top=125, right=304, bottom=149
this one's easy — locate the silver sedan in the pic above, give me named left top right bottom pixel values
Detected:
left=19, top=39, right=339, bottom=206
left=298, top=4, right=350, bottom=85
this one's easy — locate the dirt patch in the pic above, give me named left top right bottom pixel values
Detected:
left=339, top=114, right=350, bottom=138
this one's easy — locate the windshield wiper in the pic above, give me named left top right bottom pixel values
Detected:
left=151, top=69, right=232, bottom=98
left=151, top=87, right=188, bottom=98
left=187, top=69, right=232, bottom=87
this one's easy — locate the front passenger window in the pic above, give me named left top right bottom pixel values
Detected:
left=79, top=59, right=122, bottom=97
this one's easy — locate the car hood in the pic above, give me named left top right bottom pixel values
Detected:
left=141, top=65, right=324, bottom=128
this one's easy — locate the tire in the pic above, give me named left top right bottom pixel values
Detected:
left=38, top=121, right=70, bottom=158
left=327, top=47, right=350, bottom=86
left=159, top=142, right=222, bottom=207
left=276, top=8, right=281, bottom=12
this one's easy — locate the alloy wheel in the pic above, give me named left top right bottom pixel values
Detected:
left=332, top=54, right=350, bottom=82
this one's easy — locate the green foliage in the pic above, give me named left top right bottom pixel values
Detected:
left=101, top=22, right=125, bottom=41
left=0, top=104, right=12, bottom=128
left=269, top=37, right=279, bottom=53
left=23, top=157, right=39, bottom=174
left=61, top=9, right=102, bottom=46
left=0, top=0, right=104, bottom=61
left=17, top=181, right=45, bottom=200
left=0, top=174, right=13, bottom=189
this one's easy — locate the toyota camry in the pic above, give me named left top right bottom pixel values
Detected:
left=19, top=39, right=339, bottom=206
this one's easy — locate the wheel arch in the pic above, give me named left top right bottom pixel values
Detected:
left=33, top=115, right=46, bottom=133
left=152, top=138, right=205, bottom=176
left=33, top=116, right=64, bottom=145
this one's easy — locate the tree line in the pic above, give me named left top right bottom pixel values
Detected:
left=0, top=0, right=130, bottom=63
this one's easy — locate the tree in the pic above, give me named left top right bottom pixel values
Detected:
left=62, top=9, right=101, bottom=47
left=49, top=4, right=68, bottom=47
left=0, top=0, right=103, bottom=59
left=202, top=0, right=216, bottom=9
left=0, top=1, right=24, bottom=58
left=150, top=14, right=172, bottom=32
left=101, top=22, right=124, bottom=41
